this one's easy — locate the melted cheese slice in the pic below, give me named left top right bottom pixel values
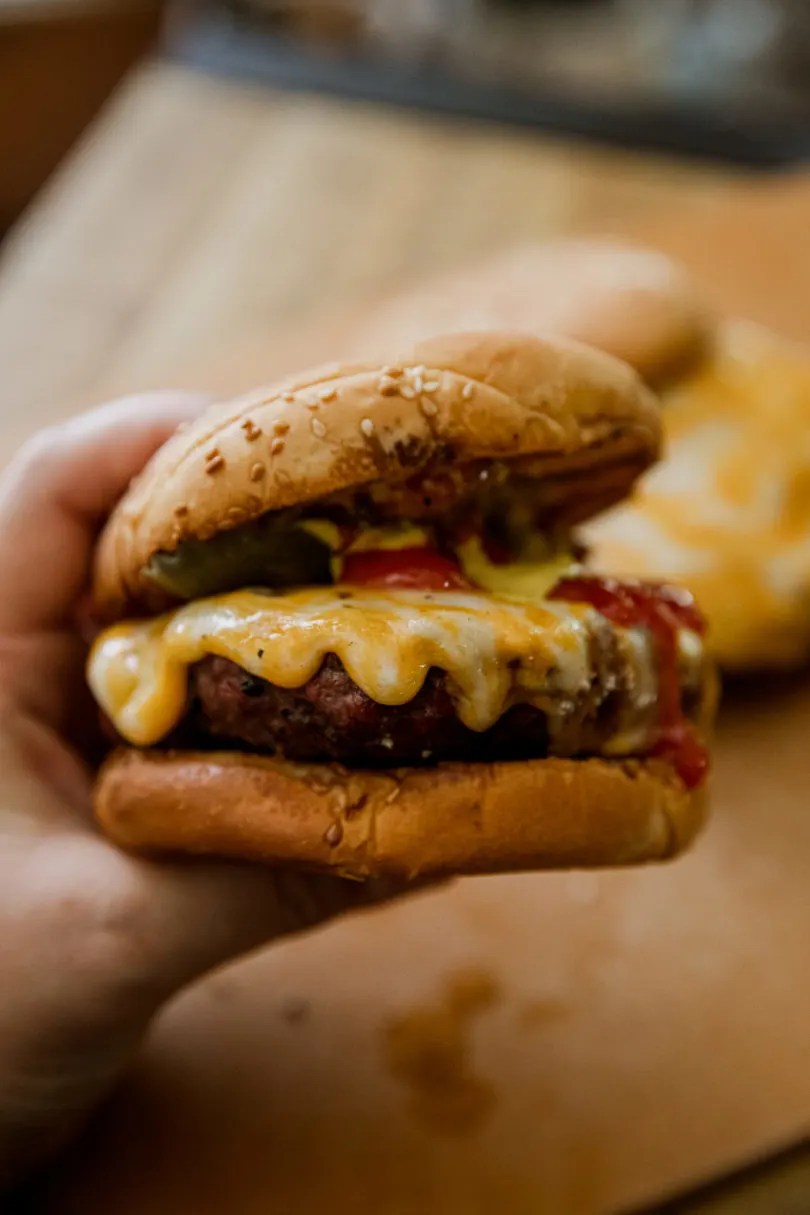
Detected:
left=89, top=587, right=603, bottom=747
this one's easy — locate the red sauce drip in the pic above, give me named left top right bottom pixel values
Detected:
left=341, top=547, right=471, bottom=591
left=549, top=576, right=709, bottom=790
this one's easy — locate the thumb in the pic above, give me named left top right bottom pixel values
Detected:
left=111, top=852, right=415, bottom=1009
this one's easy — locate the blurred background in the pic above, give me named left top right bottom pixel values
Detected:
left=5, top=4, right=810, bottom=1215
left=5, top=0, right=810, bottom=235
left=178, top=0, right=810, bottom=162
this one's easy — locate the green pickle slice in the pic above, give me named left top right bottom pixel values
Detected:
left=143, top=514, right=332, bottom=600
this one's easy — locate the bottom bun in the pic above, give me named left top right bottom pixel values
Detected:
left=94, top=750, right=706, bottom=879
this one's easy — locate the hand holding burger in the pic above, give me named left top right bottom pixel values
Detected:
left=90, top=332, right=716, bottom=877
left=0, top=332, right=716, bottom=1192
left=0, top=394, right=410, bottom=1194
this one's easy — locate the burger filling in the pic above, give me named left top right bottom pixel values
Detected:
left=90, top=511, right=712, bottom=790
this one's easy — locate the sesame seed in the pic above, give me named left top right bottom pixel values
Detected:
left=413, top=375, right=424, bottom=394
left=205, top=448, right=220, bottom=461
left=411, top=365, right=426, bottom=377
left=270, top=438, right=285, bottom=455
left=241, top=419, right=262, bottom=441
left=360, top=417, right=375, bottom=437
left=311, top=417, right=327, bottom=438
left=420, top=398, right=438, bottom=417
left=379, top=378, right=398, bottom=397
left=273, top=421, right=290, bottom=436
left=400, top=385, right=416, bottom=399
left=385, top=785, right=401, bottom=804
left=318, top=386, right=337, bottom=401
left=382, top=365, right=403, bottom=378
left=205, top=455, right=225, bottom=474
left=250, top=462, right=266, bottom=481
left=462, top=382, right=475, bottom=400
left=423, top=380, right=440, bottom=393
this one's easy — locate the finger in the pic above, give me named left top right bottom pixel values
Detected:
left=138, top=863, right=384, bottom=995
left=133, top=862, right=449, bottom=1004
left=144, top=867, right=444, bottom=1007
left=0, top=393, right=210, bottom=634
left=34, top=828, right=437, bottom=1015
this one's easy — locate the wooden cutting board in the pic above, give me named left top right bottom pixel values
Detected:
left=4, top=61, right=810, bottom=1214
left=34, top=680, right=810, bottom=1214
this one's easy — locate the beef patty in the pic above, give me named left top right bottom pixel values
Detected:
left=189, top=655, right=557, bottom=766
left=186, top=631, right=682, bottom=766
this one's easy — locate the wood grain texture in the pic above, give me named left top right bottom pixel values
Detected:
left=3, top=62, right=810, bottom=1215
left=0, top=63, right=734, bottom=447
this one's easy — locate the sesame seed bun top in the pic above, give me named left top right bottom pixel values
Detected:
left=94, top=330, right=661, bottom=616
left=350, top=241, right=712, bottom=387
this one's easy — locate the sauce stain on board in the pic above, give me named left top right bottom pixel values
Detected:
left=383, top=968, right=499, bottom=1135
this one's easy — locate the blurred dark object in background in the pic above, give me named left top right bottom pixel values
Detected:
left=0, top=1, right=163, bottom=233
left=171, top=0, right=810, bottom=164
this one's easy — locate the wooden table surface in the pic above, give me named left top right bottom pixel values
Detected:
left=5, top=60, right=810, bottom=1215
left=0, top=60, right=745, bottom=444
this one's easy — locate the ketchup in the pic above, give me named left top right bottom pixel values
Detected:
left=340, top=551, right=707, bottom=789
left=549, top=576, right=708, bottom=789
left=341, top=547, right=471, bottom=591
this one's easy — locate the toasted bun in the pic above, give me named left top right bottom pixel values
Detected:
left=93, top=331, right=660, bottom=616
left=350, top=242, right=712, bottom=387
left=94, top=749, right=705, bottom=878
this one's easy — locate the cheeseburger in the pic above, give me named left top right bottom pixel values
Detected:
left=88, top=333, right=715, bottom=878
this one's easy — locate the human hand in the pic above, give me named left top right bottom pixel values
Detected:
left=0, top=395, right=407, bottom=1191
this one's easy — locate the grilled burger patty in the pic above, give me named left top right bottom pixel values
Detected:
left=190, top=655, right=552, bottom=765
left=186, top=640, right=704, bottom=768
